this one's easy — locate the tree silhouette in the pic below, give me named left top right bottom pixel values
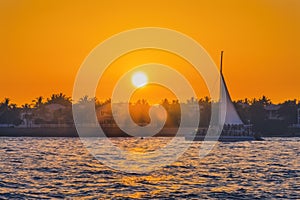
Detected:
left=198, top=96, right=211, bottom=127
left=46, top=93, right=72, bottom=106
left=0, top=98, right=21, bottom=126
left=32, top=96, right=44, bottom=108
left=279, top=100, right=298, bottom=125
left=0, top=93, right=298, bottom=136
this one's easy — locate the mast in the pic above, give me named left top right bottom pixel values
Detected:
left=219, top=51, right=224, bottom=126
left=220, top=51, right=224, bottom=74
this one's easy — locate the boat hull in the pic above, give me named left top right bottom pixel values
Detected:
left=185, top=135, right=259, bottom=142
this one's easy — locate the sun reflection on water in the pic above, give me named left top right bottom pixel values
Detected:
left=0, top=137, right=298, bottom=199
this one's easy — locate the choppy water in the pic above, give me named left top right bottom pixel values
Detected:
left=0, top=137, right=299, bottom=199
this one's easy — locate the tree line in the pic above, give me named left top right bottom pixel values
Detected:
left=0, top=93, right=299, bottom=134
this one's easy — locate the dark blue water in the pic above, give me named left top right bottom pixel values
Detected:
left=0, top=137, right=299, bottom=199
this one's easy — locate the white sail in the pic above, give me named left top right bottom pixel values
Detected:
left=220, top=73, right=244, bottom=125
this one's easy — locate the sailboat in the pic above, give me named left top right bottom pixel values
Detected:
left=186, top=51, right=263, bottom=142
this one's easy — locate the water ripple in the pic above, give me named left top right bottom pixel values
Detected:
left=0, top=137, right=298, bottom=199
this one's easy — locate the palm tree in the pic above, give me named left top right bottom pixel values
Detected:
left=77, top=95, right=99, bottom=106
left=0, top=98, right=11, bottom=123
left=257, top=95, right=271, bottom=106
left=32, top=96, right=44, bottom=108
left=78, top=95, right=91, bottom=104
left=0, top=98, right=10, bottom=111
left=46, top=93, right=72, bottom=106
left=4, top=98, right=10, bottom=107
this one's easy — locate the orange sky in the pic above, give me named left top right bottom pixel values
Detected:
left=0, top=0, right=300, bottom=105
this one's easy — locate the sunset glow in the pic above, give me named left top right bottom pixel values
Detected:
left=0, top=1, right=299, bottom=104
left=0, top=1, right=299, bottom=198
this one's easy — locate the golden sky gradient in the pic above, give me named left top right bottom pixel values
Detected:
left=0, top=0, right=300, bottom=105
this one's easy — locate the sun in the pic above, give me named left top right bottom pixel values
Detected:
left=131, top=72, right=148, bottom=88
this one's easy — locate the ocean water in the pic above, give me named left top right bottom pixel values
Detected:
left=0, top=137, right=299, bottom=199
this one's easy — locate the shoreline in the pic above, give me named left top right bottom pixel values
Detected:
left=0, top=127, right=299, bottom=137
left=0, top=127, right=180, bottom=137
